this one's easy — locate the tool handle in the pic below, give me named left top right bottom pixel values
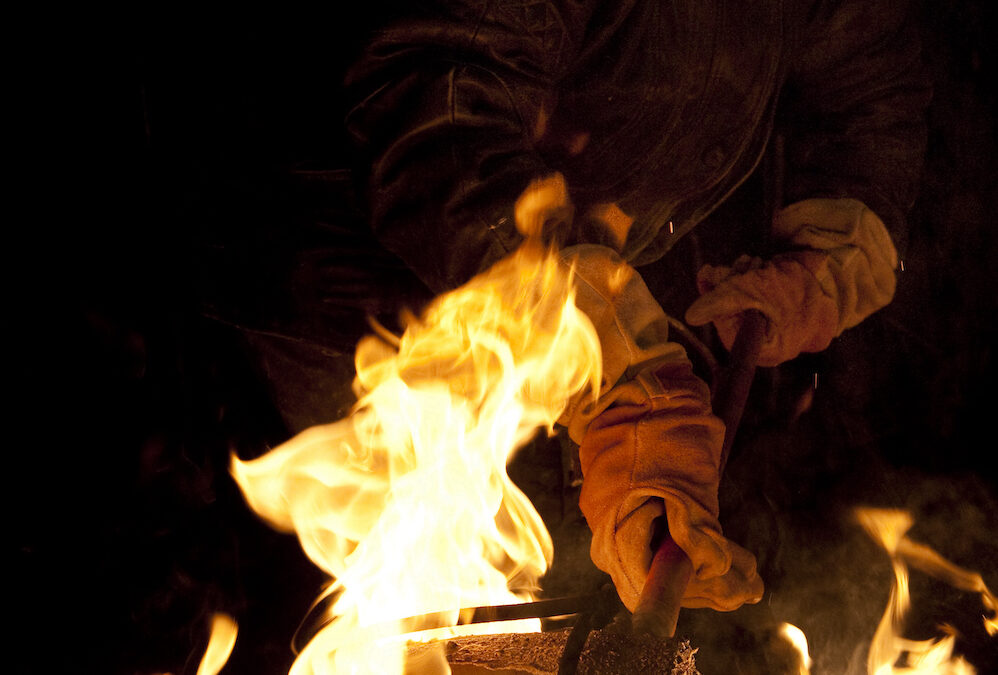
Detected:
left=713, top=309, right=768, bottom=473
left=631, top=310, right=768, bottom=638
left=631, top=536, right=693, bottom=638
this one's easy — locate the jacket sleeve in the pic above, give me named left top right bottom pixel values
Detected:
left=781, top=0, right=932, bottom=248
left=343, top=1, right=592, bottom=294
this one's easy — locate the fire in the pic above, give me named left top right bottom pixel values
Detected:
left=196, top=613, right=238, bottom=675
left=779, top=622, right=812, bottom=674
left=231, top=238, right=602, bottom=674
left=856, top=508, right=997, bottom=674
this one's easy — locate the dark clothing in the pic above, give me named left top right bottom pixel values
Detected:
left=344, top=0, right=931, bottom=292
left=195, top=167, right=434, bottom=354
left=191, top=0, right=930, bottom=431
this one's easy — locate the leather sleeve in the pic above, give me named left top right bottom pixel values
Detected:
left=343, top=1, right=595, bottom=293
left=782, top=0, right=932, bottom=248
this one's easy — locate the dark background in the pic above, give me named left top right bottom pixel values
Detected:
left=13, top=2, right=996, bottom=673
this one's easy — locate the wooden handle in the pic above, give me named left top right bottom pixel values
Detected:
left=631, top=536, right=693, bottom=638
left=714, top=309, right=768, bottom=473
left=631, top=310, right=768, bottom=638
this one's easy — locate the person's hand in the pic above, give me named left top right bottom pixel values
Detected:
left=578, top=359, right=764, bottom=612
left=686, top=198, right=900, bottom=367
left=553, top=243, right=763, bottom=612
left=560, top=246, right=763, bottom=611
left=684, top=251, right=840, bottom=367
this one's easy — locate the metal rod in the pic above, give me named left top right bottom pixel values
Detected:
left=466, top=594, right=598, bottom=624
left=296, top=592, right=601, bottom=650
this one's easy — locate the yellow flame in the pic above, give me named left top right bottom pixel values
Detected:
left=231, top=240, right=602, bottom=674
left=856, top=508, right=995, bottom=674
left=780, top=622, right=812, bottom=674
left=195, top=613, right=238, bottom=675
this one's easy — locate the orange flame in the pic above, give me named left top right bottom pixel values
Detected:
left=780, top=622, right=812, bottom=674
left=231, top=238, right=601, bottom=673
left=856, top=508, right=996, bottom=674
left=196, top=613, right=238, bottom=675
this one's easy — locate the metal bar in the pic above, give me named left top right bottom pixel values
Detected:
left=465, top=594, right=599, bottom=624
left=296, top=592, right=600, bottom=650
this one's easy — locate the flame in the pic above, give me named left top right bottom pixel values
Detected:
left=231, top=239, right=602, bottom=674
left=856, top=508, right=997, bottom=674
left=196, top=613, right=238, bottom=675
left=779, top=622, right=812, bottom=674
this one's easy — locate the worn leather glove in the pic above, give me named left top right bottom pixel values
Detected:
left=560, top=244, right=763, bottom=613
left=578, top=359, right=765, bottom=611
left=685, top=199, right=898, bottom=367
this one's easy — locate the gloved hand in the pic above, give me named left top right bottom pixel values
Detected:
left=578, top=359, right=765, bottom=612
left=559, top=244, right=763, bottom=613
left=685, top=251, right=839, bottom=367
left=685, top=199, right=898, bottom=367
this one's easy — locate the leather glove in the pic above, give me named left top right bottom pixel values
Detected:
left=560, top=244, right=763, bottom=613
left=578, top=359, right=765, bottom=612
left=685, top=199, right=898, bottom=367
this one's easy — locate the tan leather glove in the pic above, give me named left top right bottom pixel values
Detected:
left=560, top=244, right=763, bottom=613
left=685, top=199, right=898, bottom=367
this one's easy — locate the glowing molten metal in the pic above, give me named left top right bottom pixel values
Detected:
left=231, top=238, right=601, bottom=674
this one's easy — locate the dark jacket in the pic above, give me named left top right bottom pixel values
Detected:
left=344, top=0, right=931, bottom=293
left=191, top=0, right=930, bottom=354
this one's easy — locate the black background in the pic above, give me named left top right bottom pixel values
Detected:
left=13, top=2, right=996, bottom=673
